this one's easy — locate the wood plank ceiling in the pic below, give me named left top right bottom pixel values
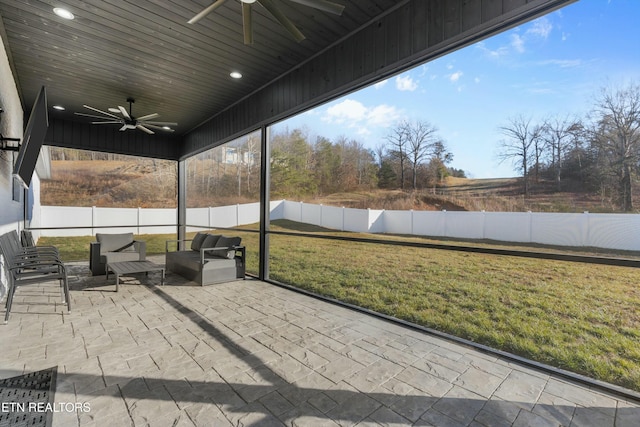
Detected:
left=0, top=0, right=398, bottom=136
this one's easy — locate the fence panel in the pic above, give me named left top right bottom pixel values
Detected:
left=321, top=205, right=344, bottom=231
left=270, top=200, right=286, bottom=221
left=383, top=210, right=414, bottom=235
left=138, top=208, right=176, bottom=234
left=210, top=205, right=238, bottom=228
left=412, top=211, right=445, bottom=237
left=300, top=203, right=322, bottom=227
left=484, top=212, right=531, bottom=243
left=238, top=202, right=260, bottom=226
left=444, top=211, right=485, bottom=239
left=588, top=213, right=640, bottom=251
left=41, top=206, right=93, bottom=236
left=92, top=207, right=138, bottom=235
left=39, top=203, right=640, bottom=251
left=531, top=213, right=588, bottom=247
left=281, top=200, right=302, bottom=222
left=187, top=208, right=210, bottom=230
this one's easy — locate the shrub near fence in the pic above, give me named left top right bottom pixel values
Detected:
left=39, top=201, right=640, bottom=251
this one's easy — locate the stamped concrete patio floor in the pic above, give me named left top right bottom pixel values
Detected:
left=1, top=257, right=638, bottom=427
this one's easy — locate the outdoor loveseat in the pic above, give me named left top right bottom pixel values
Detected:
left=165, top=233, right=245, bottom=286
left=90, top=232, right=146, bottom=276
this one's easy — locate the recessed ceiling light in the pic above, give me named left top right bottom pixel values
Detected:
left=53, top=7, right=74, bottom=20
left=52, top=105, right=65, bottom=111
left=230, top=71, right=242, bottom=79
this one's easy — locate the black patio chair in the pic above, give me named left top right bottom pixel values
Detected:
left=0, top=231, right=70, bottom=324
left=3, top=231, right=60, bottom=266
left=20, top=229, right=36, bottom=247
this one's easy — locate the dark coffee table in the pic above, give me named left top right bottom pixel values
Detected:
left=106, top=260, right=165, bottom=292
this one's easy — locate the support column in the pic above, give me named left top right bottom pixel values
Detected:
left=259, top=125, right=270, bottom=281
left=177, top=159, right=187, bottom=250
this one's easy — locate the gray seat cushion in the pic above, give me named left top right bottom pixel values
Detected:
left=97, top=233, right=135, bottom=254
left=190, top=232, right=209, bottom=251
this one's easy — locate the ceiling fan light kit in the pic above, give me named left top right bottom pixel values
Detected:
left=189, top=0, right=345, bottom=45
left=75, top=98, right=177, bottom=135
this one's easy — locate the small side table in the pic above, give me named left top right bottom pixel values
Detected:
left=106, top=260, right=165, bottom=292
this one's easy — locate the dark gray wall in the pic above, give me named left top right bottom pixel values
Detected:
left=45, top=118, right=181, bottom=160
left=182, top=0, right=574, bottom=159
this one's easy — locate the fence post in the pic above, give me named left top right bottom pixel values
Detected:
left=137, top=207, right=141, bottom=235
left=442, top=209, right=447, bottom=237
left=584, top=211, right=590, bottom=247
left=411, top=210, right=414, bottom=235
left=298, top=201, right=302, bottom=223
left=92, top=206, right=97, bottom=236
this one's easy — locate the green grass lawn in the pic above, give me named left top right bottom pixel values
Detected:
left=40, top=226, right=640, bottom=392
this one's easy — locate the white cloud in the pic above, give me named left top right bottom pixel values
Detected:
left=374, top=79, right=388, bottom=89
left=510, top=34, right=525, bottom=53
left=449, top=71, right=463, bottom=83
left=395, top=75, right=418, bottom=91
left=323, top=99, right=368, bottom=125
left=527, top=17, right=553, bottom=39
left=367, top=104, right=402, bottom=127
left=321, top=99, right=402, bottom=135
left=476, top=41, right=509, bottom=59
left=478, top=16, right=554, bottom=59
left=536, top=59, right=582, bottom=68
left=474, top=77, right=481, bottom=84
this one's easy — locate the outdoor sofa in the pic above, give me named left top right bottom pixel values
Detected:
left=90, top=232, right=146, bottom=276
left=165, top=232, right=245, bottom=286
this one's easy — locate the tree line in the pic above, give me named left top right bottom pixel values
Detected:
left=268, top=123, right=462, bottom=199
left=50, top=122, right=462, bottom=206
left=497, top=82, right=640, bottom=212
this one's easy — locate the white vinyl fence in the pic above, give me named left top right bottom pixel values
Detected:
left=39, top=201, right=640, bottom=251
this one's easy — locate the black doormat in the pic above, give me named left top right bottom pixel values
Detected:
left=0, top=367, right=57, bottom=427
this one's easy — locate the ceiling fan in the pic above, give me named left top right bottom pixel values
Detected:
left=75, top=98, right=177, bottom=135
left=188, top=0, right=345, bottom=45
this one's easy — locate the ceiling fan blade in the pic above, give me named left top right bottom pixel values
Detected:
left=242, top=2, right=253, bottom=45
left=259, top=0, right=305, bottom=42
left=82, top=105, right=121, bottom=120
left=288, top=0, right=344, bottom=15
left=136, top=112, right=160, bottom=121
left=91, top=121, right=123, bottom=125
left=188, top=0, right=229, bottom=24
left=136, top=124, right=155, bottom=134
left=75, top=112, right=122, bottom=121
left=142, top=121, right=178, bottom=126
left=143, top=124, right=175, bottom=132
left=119, top=125, right=128, bottom=131
left=118, top=105, right=132, bottom=120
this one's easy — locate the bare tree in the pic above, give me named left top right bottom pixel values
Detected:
left=244, top=134, right=259, bottom=194
left=497, top=115, right=543, bottom=196
left=385, top=121, right=409, bottom=190
left=589, top=83, right=640, bottom=211
left=542, top=115, right=583, bottom=191
left=404, top=120, right=441, bottom=190
left=431, top=140, right=453, bottom=182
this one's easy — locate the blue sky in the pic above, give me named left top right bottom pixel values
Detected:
left=271, top=0, right=640, bottom=178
